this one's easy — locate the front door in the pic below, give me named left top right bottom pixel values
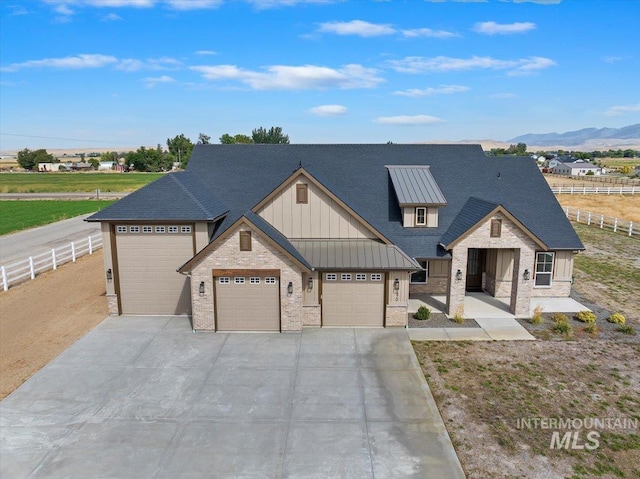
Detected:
left=466, top=249, right=485, bottom=292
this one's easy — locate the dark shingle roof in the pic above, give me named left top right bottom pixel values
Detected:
left=87, top=172, right=228, bottom=221
left=440, top=197, right=499, bottom=247
left=90, top=145, right=584, bottom=257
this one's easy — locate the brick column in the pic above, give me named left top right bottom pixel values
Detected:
left=447, top=246, right=467, bottom=316
left=510, top=248, right=533, bottom=317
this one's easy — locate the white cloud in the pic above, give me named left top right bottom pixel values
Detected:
left=401, top=28, right=459, bottom=38
left=164, top=0, right=222, bottom=9
left=195, top=50, right=218, bottom=56
left=309, top=104, right=348, bottom=116
left=318, top=20, right=395, bottom=37
left=374, top=114, right=444, bottom=125
left=101, top=12, right=123, bottom=20
left=42, top=0, right=335, bottom=11
left=490, top=93, right=516, bottom=99
left=602, top=56, right=622, bottom=64
left=603, top=103, right=640, bottom=117
left=116, top=56, right=182, bottom=71
left=473, top=21, right=536, bottom=35
left=393, top=84, right=469, bottom=97
left=388, top=55, right=555, bottom=76
left=507, top=0, right=561, bottom=4
left=143, top=75, right=176, bottom=87
left=191, top=63, right=384, bottom=90
left=1, top=53, right=118, bottom=72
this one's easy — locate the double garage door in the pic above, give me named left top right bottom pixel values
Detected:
left=322, top=272, right=385, bottom=327
left=215, top=273, right=280, bottom=331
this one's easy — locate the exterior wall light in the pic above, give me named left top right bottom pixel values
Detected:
left=455, top=269, right=462, bottom=281
left=307, top=276, right=313, bottom=290
left=106, top=268, right=112, bottom=283
left=287, top=281, right=294, bottom=295
left=199, top=281, right=205, bottom=296
left=393, top=278, right=400, bottom=292
left=523, top=269, right=531, bottom=281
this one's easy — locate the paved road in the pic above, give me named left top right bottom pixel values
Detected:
left=0, top=214, right=100, bottom=266
left=0, top=192, right=128, bottom=200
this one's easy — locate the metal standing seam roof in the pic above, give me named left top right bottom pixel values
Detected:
left=289, top=239, right=421, bottom=270
left=387, top=166, right=447, bottom=206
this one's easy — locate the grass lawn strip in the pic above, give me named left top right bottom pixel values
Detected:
left=0, top=200, right=115, bottom=235
left=0, top=172, right=162, bottom=193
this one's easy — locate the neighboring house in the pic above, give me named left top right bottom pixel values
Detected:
left=552, top=160, right=602, bottom=176
left=87, top=144, right=584, bottom=331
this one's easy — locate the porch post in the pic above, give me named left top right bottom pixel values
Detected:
left=447, top=246, right=467, bottom=316
left=509, top=248, right=533, bottom=317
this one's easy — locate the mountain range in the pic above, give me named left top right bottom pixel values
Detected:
left=508, top=124, right=640, bottom=147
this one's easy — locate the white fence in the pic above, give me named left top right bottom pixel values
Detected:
left=552, top=185, right=637, bottom=194
left=565, top=207, right=638, bottom=238
left=1, top=233, right=103, bottom=291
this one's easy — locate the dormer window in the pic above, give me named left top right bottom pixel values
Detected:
left=415, top=207, right=427, bottom=226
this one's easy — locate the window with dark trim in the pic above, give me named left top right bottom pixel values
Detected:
left=296, top=184, right=308, bottom=204
left=239, top=231, right=252, bottom=251
left=490, top=219, right=502, bottom=238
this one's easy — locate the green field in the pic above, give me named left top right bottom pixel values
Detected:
left=0, top=173, right=163, bottom=193
left=0, top=200, right=115, bottom=235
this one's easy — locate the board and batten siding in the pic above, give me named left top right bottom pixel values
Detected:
left=485, top=249, right=514, bottom=280
left=257, top=176, right=376, bottom=239
left=402, top=207, right=438, bottom=227
left=553, top=251, right=573, bottom=280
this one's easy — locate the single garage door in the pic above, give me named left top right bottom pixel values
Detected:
left=115, top=225, right=194, bottom=315
left=215, top=274, right=280, bottom=331
left=322, top=272, right=385, bottom=327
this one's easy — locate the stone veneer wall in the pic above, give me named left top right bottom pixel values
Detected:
left=106, top=294, right=119, bottom=315
left=189, top=224, right=304, bottom=331
left=385, top=305, right=408, bottom=327
left=303, top=305, right=321, bottom=327
left=448, top=214, right=537, bottom=317
left=530, top=280, right=571, bottom=298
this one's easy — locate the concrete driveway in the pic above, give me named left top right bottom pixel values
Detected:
left=0, top=317, right=465, bottom=478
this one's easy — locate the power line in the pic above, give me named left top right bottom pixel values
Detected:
left=0, top=132, right=137, bottom=146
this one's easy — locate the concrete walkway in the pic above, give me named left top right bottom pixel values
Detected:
left=408, top=317, right=536, bottom=341
left=0, top=317, right=465, bottom=478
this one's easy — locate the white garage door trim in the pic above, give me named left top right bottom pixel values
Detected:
left=321, top=272, right=385, bottom=327
left=213, top=269, right=281, bottom=332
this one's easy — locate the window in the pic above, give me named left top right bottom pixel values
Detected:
left=129, top=226, right=140, bottom=233
left=265, top=277, right=276, bottom=284
left=142, top=226, right=153, bottom=233
left=234, top=277, right=245, bottom=285
left=535, top=252, right=554, bottom=287
left=116, top=226, right=127, bottom=233
left=296, top=184, right=308, bottom=204
left=325, top=273, right=337, bottom=281
left=415, top=207, right=427, bottom=226
left=155, top=226, right=165, bottom=233
left=410, top=261, right=428, bottom=284
left=490, top=219, right=502, bottom=238
left=250, top=277, right=260, bottom=284
left=356, top=274, right=366, bottom=281
left=239, top=231, right=252, bottom=251
left=168, top=226, right=178, bottom=233
left=181, top=226, right=192, bottom=233
left=341, top=273, right=352, bottom=281
left=218, top=277, right=230, bottom=284
left=370, top=274, right=382, bottom=281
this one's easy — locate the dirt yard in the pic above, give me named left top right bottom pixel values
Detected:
left=0, top=251, right=107, bottom=399
left=556, top=195, right=640, bottom=223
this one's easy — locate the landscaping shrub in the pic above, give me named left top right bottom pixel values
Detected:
left=575, top=310, right=597, bottom=324
left=551, top=312, right=568, bottom=323
left=530, top=305, right=544, bottom=325
left=451, top=305, right=464, bottom=324
left=583, top=323, right=599, bottom=336
left=414, top=306, right=431, bottom=321
left=618, top=325, right=636, bottom=335
left=608, top=313, right=626, bottom=325
left=552, top=313, right=572, bottom=336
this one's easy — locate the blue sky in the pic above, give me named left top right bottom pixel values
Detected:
left=1, top=0, right=639, bottom=151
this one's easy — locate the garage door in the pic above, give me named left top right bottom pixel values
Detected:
left=215, top=275, right=280, bottom=331
left=115, top=225, right=194, bottom=315
left=322, top=272, right=385, bottom=327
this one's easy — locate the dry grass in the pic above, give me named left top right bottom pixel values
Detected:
left=556, top=195, right=640, bottom=223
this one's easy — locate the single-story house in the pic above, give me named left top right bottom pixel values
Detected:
left=552, top=160, right=602, bottom=176
left=87, top=144, right=584, bottom=331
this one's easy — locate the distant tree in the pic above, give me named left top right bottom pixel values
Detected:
left=251, top=126, right=289, bottom=144
left=197, top=133, right=211, bottom=145
left=506, top=143, right=527, bottom=156
left=166, top=134, right=194, bottom=168
left=125, top=146, right=173, bottom=172
left=88, top=158, right=100, bottom=170
left=100, top=151, right=117, bottom=163
left=219, top=133, right=254, bottom=144
left=17, top=148, right=56, bottom=170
